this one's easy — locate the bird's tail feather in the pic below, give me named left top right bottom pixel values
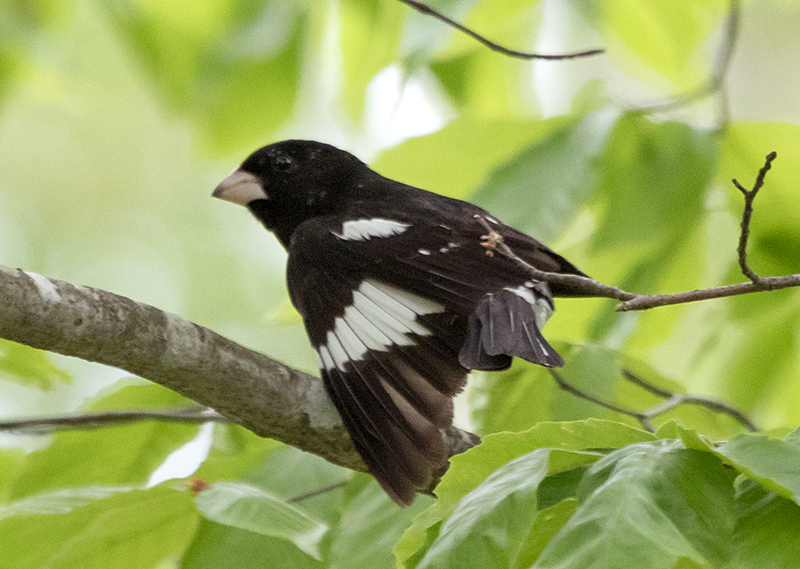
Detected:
left=458, top=289, right=564, bottom=369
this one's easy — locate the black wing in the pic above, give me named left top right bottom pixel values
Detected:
left=286, top=207, right=577, bottom=503
left=287, top=228, right=467, bottom=504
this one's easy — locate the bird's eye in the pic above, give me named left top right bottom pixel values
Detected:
left=274, top=155, right=294, bottom=171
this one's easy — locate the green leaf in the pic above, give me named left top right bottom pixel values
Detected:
left=0, top=0, right=72, bottom=103
left=395, top=513, right=445, bottom=569
left=515, top=498, right=579, bottom=569
left=104, top=0, right=303, bottom=154
left=442, top=420, right=653, bottom=511
left=672, top=423, right=717, bottom=452
left=471, top=343, right=646, bottom=435
left=537, top=466, right=589, bottom=511
left=0, top=449, right=24, bottom=503
left=0, top=339, right=71, bottom=390
left=339, top=0, right=404, bottom=120
left=729, top=479, right=800, bottom=569
left=397, top=420, right=653, bottom=567
left=468, top=361, right=555, bottom=435
left=783, top=426, right=800, bottom=449
left=585, top=115, right=719, bottom=345
left=574, top=0, right=727, bottom=87
left=593, top=114, right=718, bottom=252
left=548, top=343, right=627, bottom=422
left=0, top=484, right=197, bottom=569
left=329, top=477, right=434, bottom=569
left=243, top=445, right=352, bottom=522
left=193, top=424, right=282, bottom=482
left=203, top=30, right=301, bottom=153
left=181, top=518, right=325, bottom=569
left=434, top=0, right=542, bottom=60
left=534, top=440, right=736, bottom=568
left=10, top=381, right=199, bottom=499
left=399, top=0, right=474, bottom=59
left=431, top=45, right=526, bottom=117
left=417, top=449, right=594, bottom=569
left=714, top=124, right=800, bottom=427
left=194, top=481, right=328, bottom=560
left=715, top=432, right=800, bottom=504
left=423, top=0, right=543, bottom=113
left=84, top=377, right=196, bottom=411
left=472, top=109, right=619, bottom=242
left=0, top=484, right=135, bottom=519
left=718, top=300, right=800, bottom=427
left=373, top=116, right=570, bottom=200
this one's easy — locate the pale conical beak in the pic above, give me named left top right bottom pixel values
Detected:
left=213, top=170, right=268, bottom=206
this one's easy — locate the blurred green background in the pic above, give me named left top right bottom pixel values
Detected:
left=1, top=0, right=800, bottom=566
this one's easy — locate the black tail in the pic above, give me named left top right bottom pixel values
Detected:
left=458, top=289, right=564, bottom=370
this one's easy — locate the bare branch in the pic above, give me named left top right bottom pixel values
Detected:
left=549, top=370, right=647, bottom=423
left=0, top=150, right=786, bottom=472
left=287, top=481, right=350, bottom=504
left=636, top=0, right=740, bottom=126
left=621, top=370, right=758, bottom=432
left=620, top=369, right=673, bottom=399
left=397, top=0, right=604, bottom=60
left=474, top=215, right=635, bottom=301
left=473, top=152, right=800, bottom=313
left=671, top=395, right=759, bottom=432
left=620, top=151, right=795, bottom=309
left=550, top=368, right=758, bottom=433
left=734, top=151, right=778, bottom=282
left=615, top=275, right=800, bottom=312
left=0, top=408, right=229, bottom=434
left=0, top=265, right=477, bottom=473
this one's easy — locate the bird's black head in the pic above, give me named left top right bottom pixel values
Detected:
left=214, top=140, right=369, bottom=247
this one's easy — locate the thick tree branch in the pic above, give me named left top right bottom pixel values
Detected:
left=397, top=0, right=604, bottom=60
left=0, top=151, right=789, bottom=475
left=0, top=266, right=475, bottom=473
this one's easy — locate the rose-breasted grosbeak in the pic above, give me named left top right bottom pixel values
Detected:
left=214, top=140, right=590, bottom=505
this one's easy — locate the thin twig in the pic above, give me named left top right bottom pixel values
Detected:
left=397, top=0, right=604, bottom=60
left=636, top=395, right=683, bottom=432
left=733, top=151, right=778, bottom=282
left=713, top=0, right=740, bottom=126
left=636, top=0, right=740, bottom=126
left=549, top=368, right=758, bottom=434
left=615, top=276, right=800, bottom=311
left=0, top=408, right=229, bottom=434
left=620, top=369, right=673, bottom=399
left=474, top=152, right=800, bottom=312
left=621, top=369, right=759, bottom=432
left=286, top=480, right=350, bottom=503
left=474, top=215, right=636, bottom=301
left=673, top=394, right=759, bottom=432
left=549, top=370, right=648, bottom=425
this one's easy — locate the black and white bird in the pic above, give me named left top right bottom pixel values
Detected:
left=214, top=140, right=591, bottom=505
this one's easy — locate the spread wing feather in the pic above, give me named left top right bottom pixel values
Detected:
left=286, top=209, right=578, bottom=503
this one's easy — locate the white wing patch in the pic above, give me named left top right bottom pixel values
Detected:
left=318, top=346, right=336, bottom=371
left=317, top=279, right=446, bottom=372
left=336, top=218, right=410, bottom=241
left=361, top=279, right=444, bottom=321
left=325, top=330, right=351, bottom=371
